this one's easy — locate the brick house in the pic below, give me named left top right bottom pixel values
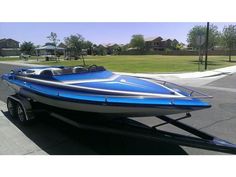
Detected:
left=0, top=38, right=20, bottom=56
left=144, top=36, right=179, bottom=51
left=144, top=37, right=163, bottom=50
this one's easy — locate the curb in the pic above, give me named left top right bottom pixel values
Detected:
left=116, top=65, right=236, bottom=79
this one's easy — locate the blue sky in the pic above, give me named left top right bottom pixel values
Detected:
left=0, top=22, right=236, bottom=45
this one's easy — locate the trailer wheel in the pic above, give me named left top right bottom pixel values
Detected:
left=7, top=98, right=17, bottom=119
left=16, top=103, right=27, bottom=124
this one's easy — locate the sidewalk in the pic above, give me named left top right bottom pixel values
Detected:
left=0, top=100, right=47, bottom=155
left=117, top=65, right=236, bottom=87
left=0, top=60, right=45, bottom=67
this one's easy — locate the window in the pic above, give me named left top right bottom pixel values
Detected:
left=153, top=42, right=159, bottom=46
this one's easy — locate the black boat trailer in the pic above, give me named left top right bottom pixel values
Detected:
left=6, top=94, right=236, bottom=154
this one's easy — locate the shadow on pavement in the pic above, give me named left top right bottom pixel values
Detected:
left=2, top=111, right=188, bottom=155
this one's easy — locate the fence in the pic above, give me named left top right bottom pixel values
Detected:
left=120, top=50, right=236, bottom=56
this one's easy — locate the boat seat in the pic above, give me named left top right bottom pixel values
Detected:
left=88, top=65, right=106, bottom=72
left=62, top=68, right=73, bottom=74
left=96, top=66, right=106, bottom=71
left=39, top=68, right=64, bottom=76
left=39, top=70, right=54, bottom=76
left=73, top=67, right=88, bottom=73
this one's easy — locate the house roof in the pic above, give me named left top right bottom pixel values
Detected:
left=100, top=43, right=122, bottom=47
left=35, top=45, right=65, bottom=50
left=162, top=38, right=171, bottom=41
left=0, top=38, right=20, bottom=44
left=58, top=42, right=67, bottom=48
left=144, top=36, right=162, bottom=42
left=144, top=37, right=179, bottom=43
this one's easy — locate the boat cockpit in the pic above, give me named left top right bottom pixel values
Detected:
left=15, top=65, right=106, bottom=77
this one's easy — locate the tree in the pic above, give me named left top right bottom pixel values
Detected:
left=64, top=34, right=85, bottom=59
left=47, top=32, right=60, bottom=46
left=81, top=40, right=93, bottom=49
left=82, top=40, right=93, bottom=55
left=20, top=41, right=35, bottom=55
left=47, top=32, right=60, bottom=60
left=170, top=39, right=179, bottom=50
left=176, top=43, right=185, bottom=50
left=106, top=44, right=121, bottom=55
left=92, top=44, right=98, bottom=55
left=121, top=44, right=129, bottom=52
left=187, top=24, right=220, bottom=50
left=221, top=25, right=236, bottom=62
left=112, top=45, right=122, bottom=55
left=97, top=45, right=107, bottom=56
left=130, top=34, right=145, bottom=51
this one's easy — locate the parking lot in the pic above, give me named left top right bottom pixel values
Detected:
left=0, top=63, right=236, bottom=155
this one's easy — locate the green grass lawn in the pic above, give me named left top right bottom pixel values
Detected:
left=0, top=56, right=46, bottom=61
left=31, top=55, right=236, bottom=73
left=0, top=57, right=20, bottom=61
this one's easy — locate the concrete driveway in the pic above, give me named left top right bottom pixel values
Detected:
left=0, top=62, right=236, bottom=155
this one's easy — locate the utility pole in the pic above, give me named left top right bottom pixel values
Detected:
left=205, top=22, right=209, bottom=70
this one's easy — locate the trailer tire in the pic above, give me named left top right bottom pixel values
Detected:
left=16, top=103, right=27, bottom=124
left=7, top=98, right=18, bottom=119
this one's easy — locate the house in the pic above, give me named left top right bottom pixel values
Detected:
left=35, top=43, right=65, bottom=61
left=0, top=38, right=20, bottom=56
left=144, top=36, right=179, bottom=51
left=58, top=42, right=70, bottom=56
left=144, top=36, right=163, bottom=50
left=58, top=42, right=67, bottom=49
left=0, top=38, right=19, bottom=48
left=162, top=38, right=172, bottom=48
left=99, top=43, right=122, bottom=55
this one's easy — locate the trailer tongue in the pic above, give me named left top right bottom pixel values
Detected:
left=50, top=111, right=236, bottom=154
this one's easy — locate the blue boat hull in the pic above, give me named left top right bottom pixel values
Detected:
left=1, top=66, right=211, bottom=116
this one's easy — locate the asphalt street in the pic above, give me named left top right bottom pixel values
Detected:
left=0, top=63, right=236, bottom=155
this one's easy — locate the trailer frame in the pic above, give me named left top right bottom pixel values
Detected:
left=6, top=94, right=236, bottom=154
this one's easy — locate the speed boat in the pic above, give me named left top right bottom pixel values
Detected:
left=1, top=65, right=211, bottom=117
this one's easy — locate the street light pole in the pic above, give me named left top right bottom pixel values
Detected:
left=205, top=22, right=209, bottom=70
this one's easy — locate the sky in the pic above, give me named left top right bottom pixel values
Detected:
left=0, top=22, right=236, bottom=46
